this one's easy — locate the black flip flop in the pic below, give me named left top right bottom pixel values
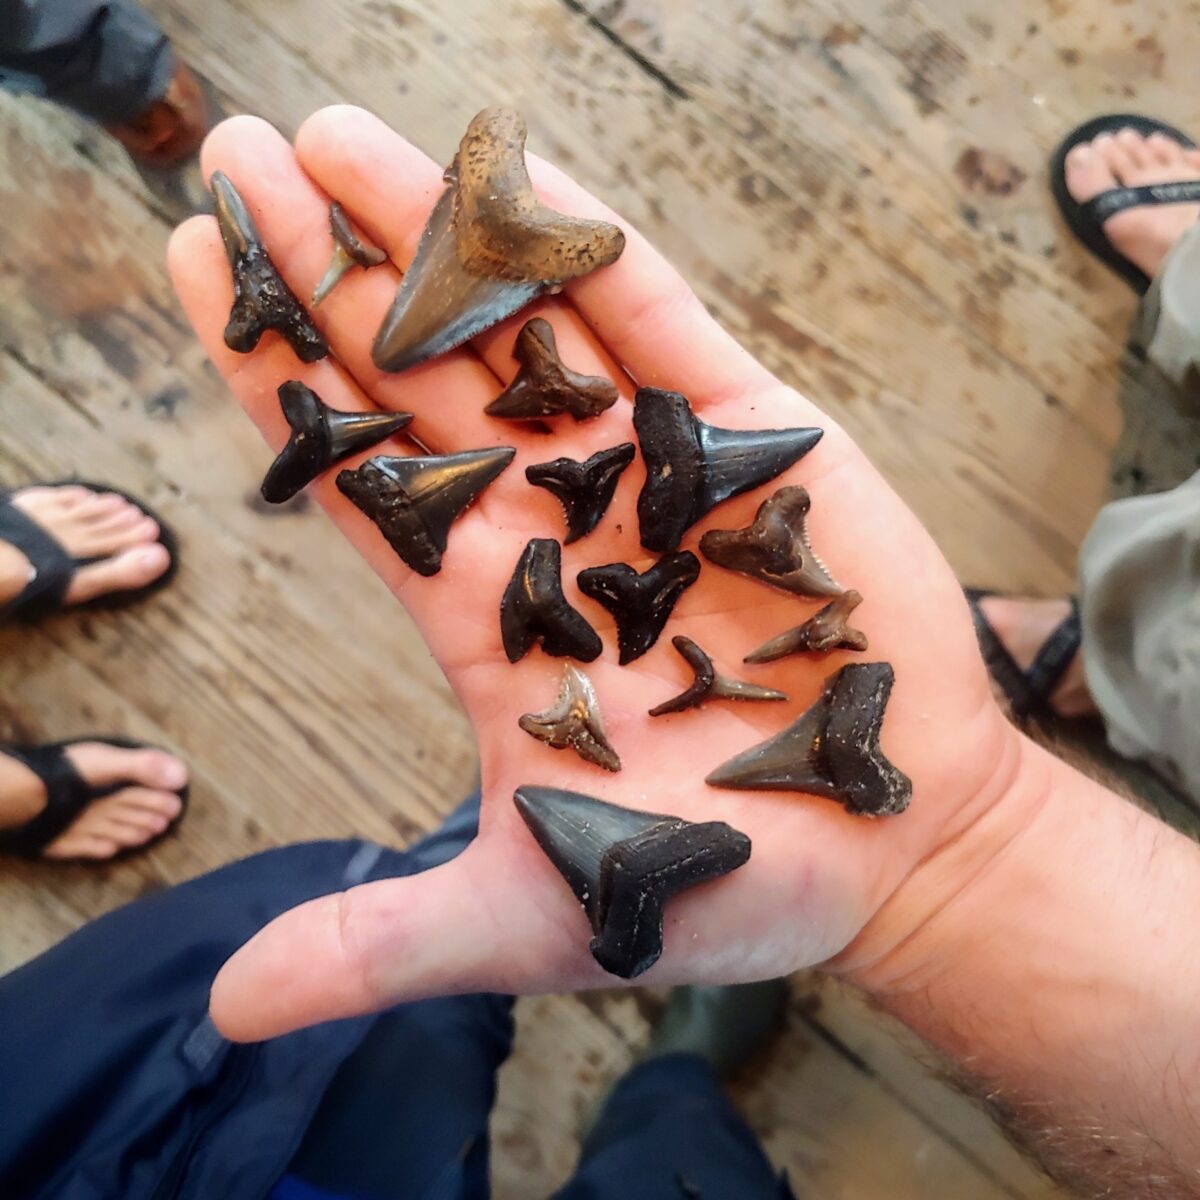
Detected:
left=1050, top=113, right=1200, bottom=295
left=0, top=736, right=189, bottom=861
left=0, top=480, right=179, bottom=624
left=965, top=588, right=1081, bottom=723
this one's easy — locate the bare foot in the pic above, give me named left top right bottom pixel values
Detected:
left=0, top=743, right=187, bottom=860
left=1065, top=127, right=1200, bottom=279
left=0, top=485, right=170, bottom=610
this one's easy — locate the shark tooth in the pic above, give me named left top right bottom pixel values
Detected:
left=526, top=443, right=636, bottom=544
left=649, top=636, right=787, bottom=716
left=744, top=591, right=868, bottom=663
left=513, top=785, right=751, bottom=978
left=501, top=538, right=603, bottom=663
left=576, top=551, right=700, bottom=664
left=706, top=662, right=911, bottom=817
left=485, top=318, right=620, bottom=421
left=336, top=447, right=514, bottom=576
left=519, top=664, right=620, bottom=772
left=211, top=171, right=328, bottom=363
left=372, top=108, right=625, bottom=373
left=633, top=389, right=823, bottom=552
left=260, top=381, right=413, bottom=504
left=699, top=486, right=841, bottom=598
left=312, top=201, right=388, bottom=307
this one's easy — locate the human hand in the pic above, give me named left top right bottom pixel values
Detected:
left=169, top=107, right=1031, bottom=1041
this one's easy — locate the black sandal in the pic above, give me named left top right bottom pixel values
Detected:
left=1050, top=112, right=1200, bottom=295
left=0, top=480, right=179, bottom=623
left=965, top=588, right=1082, bottom=722
left=0, top=736, right=189, bottom=860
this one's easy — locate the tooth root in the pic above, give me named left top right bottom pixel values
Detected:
left=744, top=591, right=868, bottom=663
left=336, top=446, right=515, bottom=576
left=576, top=552, right=701, bottom=665
left=650, top=636, right=787, bottom=716
left=514, top=785, right=752, bottom=978
left=519, top=664, right=621, bottom=772
left=525, top=443, right=636, bottom=544
left=633, top=388, right=823, bottom=553
left=501, top=539, right=603, bottom=663
left=210, top=171, right=328, bottom=363
left=706, top=662, right=911, bottom=817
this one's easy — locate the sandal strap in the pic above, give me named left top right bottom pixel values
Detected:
left=0, top=743, right=95, bottom=858
left=1084, top=180, right=1200, bottom=224
left=1023, top=598, right=1082, bottom=702
left=0, top=494, right=76, bottom=622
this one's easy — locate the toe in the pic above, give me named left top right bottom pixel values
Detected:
left=1114, top=128, right=1152, bottom=171
left=64, top=542, right=171, bottom=604
left=1145, top=131, right=1182, bottom=166
left=42, top=833, right=120, bottom=861
left=1065, top=140, right=1118, bottom=204
left=73, top=515, right=162, bottom=558
left=64, top=743, right=189, bottom=793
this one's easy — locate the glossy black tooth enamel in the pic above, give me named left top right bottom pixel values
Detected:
left=649, top=636, right=787, bottom=716
left=526, top=443, right=636, bottom=544
left=706, top=662, right=911, bottom=817
left=336, top=447, right=515, bottom=576
left=312, top=201, right=388, bottom=307
left=632, top=388, right=823, bottom=552
left=210, top=171, right=328, bottom=363
left=501, top=539, right=602, bottom=663
left=744, top=591, right=868, bottom=663
left=513, top=785, right=752, bottom=979
left=576, top=551, right=700, bottom=664
left=372, top=108, right=625, bottom=373
left=260, top=381, right=413, bottom=504
left=519, top=664, right=620, bottom=772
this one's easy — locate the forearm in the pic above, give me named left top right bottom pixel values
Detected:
left=835, top=736, right=1200, bottom=1196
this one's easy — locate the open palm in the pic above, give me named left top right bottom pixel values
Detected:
left=169, top=107, right=1019, bottom=1042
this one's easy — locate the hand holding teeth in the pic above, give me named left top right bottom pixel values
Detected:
left=649, top=636, right=787, bottom=716
left=519, top=664, right=620, bottom=771
left=312, top=201, right=388, bottom=307
left=501, top=539, right=603, bottom=663
left=526, top=443, right=635, bottom=544
left=744, top=591, right=868, bottom=663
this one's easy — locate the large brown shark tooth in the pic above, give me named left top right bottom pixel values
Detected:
left=649, top=636, right=787, bottom=717
left=576, top=551, right=700, bottom=664
left=211, top=171, right=328, bottom=363
left=706, top=662, right=911, bottom=817
left=501, top=538, right=603, bottom=663
left=336, top=447, right=514, bottom=576
left=372, top=109, right=626, bottom=373
left=699, top=486, right=841, bottom=598
left=633, top=389, right=823, bottom=552
left=744, top=591, right=868, bottom=663
left=486, top=318, right=620, bottom=421
left=514, top=785, right=751, bottom=978
left=312, top=201, right=388, bottom=307
left=260, top=381, right=413, bottom=504
left=519, top=664, right=620, bottom=772
left=526, top=443, right=636, bottom=544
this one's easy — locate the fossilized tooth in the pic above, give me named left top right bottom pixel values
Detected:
left=211, top=170, right=328, bottom=363
left=526, top=443, right=636, bottom=544
left=260, top=381, right=413, bottom=504
left=485, top=318, right=620, bottom=421
left=633, top=389, right=823, bottom=552
left=513, top=785, right=752, bottom=978
left=576, top=551, right=701, bottom=665
left=744, top=590, right=868, bottom=663
left=518, top=664, right=620, bottom=772
left=372, top=108, right=626, bottom=373
left=501, top=538, right=603, bottom=663
left=706, top=662, right=911, bottom=817
left=649, top=636, right=787, bottom=717
left=699, top=486, right=841, bottom=598
left=336, top=447, right=515, bottom=576
left=312, top=201, right=388, bottom=307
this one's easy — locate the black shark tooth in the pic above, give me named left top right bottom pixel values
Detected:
left=211, top=170, right=328, bottom=362
left=633, top=388, right=823, bottom=553
left=576, top=551, right=700, bottom=664
left=501, top=538, right=603, bottom=663
left=706, top=662, right=911, bottom=817
left=526, top=443, right=636, bottom=544
left=260, top=381, right=412, bottom=504
left=744, top=591, right=868, bottom=663
left=519, top=663, right=620, bottom=772
left=336, top=447, right=514, bottom=576
left=514, top=785, right=752, bottom=978
left=649, top=636, right=787, bottom=716
left=312, top=201, right=388, bottom=307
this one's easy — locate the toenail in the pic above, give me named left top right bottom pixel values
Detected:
left=155, top=758, right=189, bottom=790
left=1067, top=144, right=1090, bottom=164
left=135, top=544, right=168, bottom=567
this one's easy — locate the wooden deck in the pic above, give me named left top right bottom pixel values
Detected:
left=3, top=0, right=1196, bottom=1193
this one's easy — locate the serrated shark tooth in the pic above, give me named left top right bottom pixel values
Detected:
left=513, top=785, right=751, bottom=978
left=518, top=664, right=620, bottom=772
left=372, top=109, right=625, bottom=373
left=706, top=662, right=911, bottom=817
left=211, top=171, right=328, bottom=363
left=336, top=446, right=514, bottom=576
left=312, top=201, right=388, bottom=307
left=501, top=539, right=602, bottom=663
left=649, top=636, right=787, bottom=716
left=744, top=591, right=868, bottom=663
left=633, top=389, right=823, bottom=552
left=526, top=442, right=635, bottom=544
